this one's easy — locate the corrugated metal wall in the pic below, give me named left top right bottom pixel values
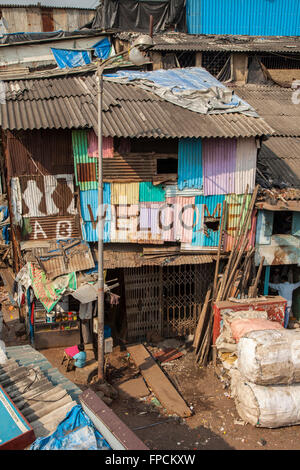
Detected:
left=139, top=182, right=165, bottom=202
left=7, top=129, right=74, bottom=177
left=202, top=138, right=236, bottom=196
left=186, top=0, right=300, bottom=36
left=235, top=138, right=257, bottom=195
left=223, top=194, right=252, bottom=251
left=178, top=138, right=203, bottom=190
left=192, top=195, right=225, bottom=247
left=72, top=130, right=98, bottom=190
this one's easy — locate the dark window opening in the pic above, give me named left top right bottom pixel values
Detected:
left=204, top=217, right=220, bottom=232
left=157, top=158, right=178, bottom=175
left=161, top=52, right=196, bottom=69
left=202, top=52, right=231, bottom=77
left=129, top=138, right=178, bottom=154
left=257, top=53, right=300, bottom=70
left=273, top=211, right=293, bottom=235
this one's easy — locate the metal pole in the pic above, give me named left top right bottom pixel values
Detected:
left=97, top=61, right=105, bottom=382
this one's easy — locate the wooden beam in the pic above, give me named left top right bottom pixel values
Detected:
left=127, top=344, right=192, bottom=418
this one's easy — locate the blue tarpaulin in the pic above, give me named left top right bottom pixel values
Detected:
left=93, top=37, right=111, bottom=59
left=51, top=48, right=91, bottom=69
left=30, top=405, right=111, bottom=450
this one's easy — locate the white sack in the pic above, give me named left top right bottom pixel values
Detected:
left=238, top=329, right=300, bottom=385
left=0, top=339, right=7, bottom=364
left=230, top=369, right=300, bottom=428
left=215, top=309, right=268, bottom=354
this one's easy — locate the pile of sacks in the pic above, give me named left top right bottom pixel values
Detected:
left=215, top=309, right=283, bottom=362
left=230, top=328, right=300, bottom=428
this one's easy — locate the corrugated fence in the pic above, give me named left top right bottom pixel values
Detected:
left=187, top=0, right=300, bottom=36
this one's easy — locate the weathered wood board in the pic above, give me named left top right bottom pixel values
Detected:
left=127, top=344, right=192, bottom=418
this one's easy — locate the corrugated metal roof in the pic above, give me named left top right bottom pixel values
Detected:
left=0, top=0, right=97, bottom=9
left=258, top=137, right=300, bottom=189
left=231, top=85, right=300, bottom=190
left=230, top=85, right=300, bottom=137
left=0, top=73, right=274, bottom=139
left=118, top=31, right=300, bottom=54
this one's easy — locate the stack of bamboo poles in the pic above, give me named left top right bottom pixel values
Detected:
left=193, top=185, right=261, bottom=366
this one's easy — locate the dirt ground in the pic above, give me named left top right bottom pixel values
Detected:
left=2, top=304, right=300, bottom=451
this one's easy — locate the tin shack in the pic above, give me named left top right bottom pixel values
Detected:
left=0, top=66, right=273, bottom=347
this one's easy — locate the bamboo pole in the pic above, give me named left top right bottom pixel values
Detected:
left=212, top=200, right=226, bottom=300
left=193, top=287, right=212, bottom=352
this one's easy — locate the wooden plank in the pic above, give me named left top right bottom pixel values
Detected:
left=127, top=344, right=192, bottom=418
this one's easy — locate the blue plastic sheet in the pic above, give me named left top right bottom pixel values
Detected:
left=51, top=48, right=91, bottom=69
left=93, top=37, right=111, bottom=59
left=30, top=405, right=111, bottom=450
left=0, top=206, right=9, bottom=244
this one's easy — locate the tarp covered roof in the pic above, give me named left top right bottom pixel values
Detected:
left=0, top=69, right=274, bottom=139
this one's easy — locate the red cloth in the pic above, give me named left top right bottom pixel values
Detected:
left=64, top=345, right=79, bottom=358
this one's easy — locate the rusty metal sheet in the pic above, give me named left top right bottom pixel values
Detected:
left=103, top=153, right=156, bottom=182
left=101, top=245, right=214, bottom=269
left=33, top=239, right=95, bottom=279
left=7, top=129, right=74, bottom=177
left=76, top=162, right=97, bottom=183
left=25, top=215, right=80, bottom=241
left=255, top=234, right=300, bottom=266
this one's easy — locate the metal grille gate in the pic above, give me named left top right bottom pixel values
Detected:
left=162, top=264, right=214, bottom=337
left=124, top=266, right=162, bottom=341
left=124, top=263, right=214, bottom=341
